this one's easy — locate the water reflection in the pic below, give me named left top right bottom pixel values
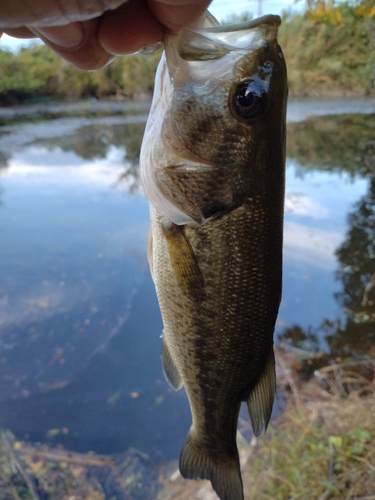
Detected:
left=280, top=112, right=375, bottom=378
left=328, top=178, right=375, bottom=358
left=287, top=113, right=375, bottom=178
left=32, top=122, right=144, bottom=193
left=0, top=103, right=375, bottom=464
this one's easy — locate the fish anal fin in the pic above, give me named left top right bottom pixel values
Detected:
left=179, top=432, right=244, bottom=500
left=161, top=221, right=204, bottom=301
left=162, top=335, right=183, bottom=390
left=246, top=349, right=276, bottom=437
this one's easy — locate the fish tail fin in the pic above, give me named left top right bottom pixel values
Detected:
left=246, top=348, right=276, bottom=436
left=179, top=432, right=244, bottom=500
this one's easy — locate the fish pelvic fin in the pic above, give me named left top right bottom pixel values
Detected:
left=179, top=432, right=244, bottom=500
left=162, top=335, right=183, bottom=390
left=246, top=348, right=276, bottom=436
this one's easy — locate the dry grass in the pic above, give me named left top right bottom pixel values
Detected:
left=243, top=352, right=375, bottom=499
left=161, top=350, right=375, bottom=499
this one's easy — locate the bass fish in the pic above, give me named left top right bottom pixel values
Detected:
left=140, top=13, right=287, bottom=500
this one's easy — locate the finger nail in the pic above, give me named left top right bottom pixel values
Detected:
left=35, top=23, right=84, bottom=49
left=115, top=41, right=163, bottom=56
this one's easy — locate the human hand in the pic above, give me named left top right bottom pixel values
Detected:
left=0, top=0, right=212, bottom=70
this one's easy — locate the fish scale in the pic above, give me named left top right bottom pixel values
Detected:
left=141, top=12, right=287, bottom=500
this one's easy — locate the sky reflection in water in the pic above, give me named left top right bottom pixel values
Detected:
left=0, top=102, right=374, bottom=460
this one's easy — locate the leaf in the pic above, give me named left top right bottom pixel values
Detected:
left=328, top=435, right=342, bottom=448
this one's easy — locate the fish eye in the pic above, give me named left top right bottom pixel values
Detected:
left=232, top=82, right=266, bottom=120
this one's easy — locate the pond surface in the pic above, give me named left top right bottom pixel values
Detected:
left=1, top=99, right=375, bottom=467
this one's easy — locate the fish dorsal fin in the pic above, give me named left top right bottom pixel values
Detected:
left=246, top=348, right=276, bottom=436
left=162, top=334, right=183, bottom=390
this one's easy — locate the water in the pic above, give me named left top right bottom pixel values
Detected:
left=0, top=100, right=374, bottom=465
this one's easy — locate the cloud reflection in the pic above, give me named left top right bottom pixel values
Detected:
left=285, top=191, right=329, bottom=219
left=284, top=221, right=344, bottom=269
left=2, top=145, right=142, bottom=193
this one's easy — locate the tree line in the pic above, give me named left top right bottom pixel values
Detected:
left=0, top=46, right=161, bottom=105
left=0, top=0, right=374, bottom=105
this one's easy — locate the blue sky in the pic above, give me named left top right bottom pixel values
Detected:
left=0, top=0, right=305, bottom=52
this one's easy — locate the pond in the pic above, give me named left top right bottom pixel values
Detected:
left=0, top=99, right=375, bottom=488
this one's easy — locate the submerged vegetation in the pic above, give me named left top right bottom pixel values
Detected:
left=0, top=0, right=374, bottom=104
left=0, top=429, right=171, bottom=500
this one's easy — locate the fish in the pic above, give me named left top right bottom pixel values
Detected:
left=140, top=13, right=287, bottom=500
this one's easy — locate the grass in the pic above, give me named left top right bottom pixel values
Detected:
left=160, top=350, right=375, bottom=499
left=242, top=351, right=375, bottom=499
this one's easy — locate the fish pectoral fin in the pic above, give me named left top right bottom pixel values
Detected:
left=162, top=335, right=183, bottom=390
left=161, top=221, right=204, bottom=301
left=245, top=348, right=276, bottom=437
left=180, top=432, right=244, bottom=500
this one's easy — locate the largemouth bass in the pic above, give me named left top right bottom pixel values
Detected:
left=140, top=13, right=287, bottom=500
